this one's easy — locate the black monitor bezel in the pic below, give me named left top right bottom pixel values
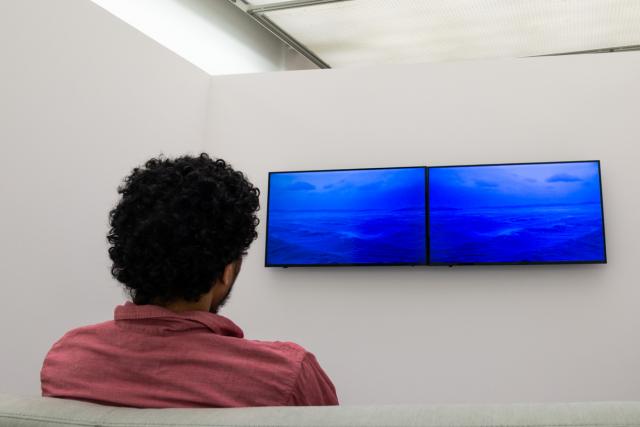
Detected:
left=426, top=160, right=607, bottom=266
left=265, top=166, right=429, bottom=268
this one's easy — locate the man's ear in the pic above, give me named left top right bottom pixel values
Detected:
left=222, top=258, right=242, bottom=287
left=209, top=260, right=242, bottom=312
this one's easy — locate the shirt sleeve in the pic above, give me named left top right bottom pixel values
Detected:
left=286, top=352, right=339, bottom=406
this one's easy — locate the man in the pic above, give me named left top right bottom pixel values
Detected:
left=41, top=154, right=338, bottom=408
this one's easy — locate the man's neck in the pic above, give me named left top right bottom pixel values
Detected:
left=155, top=294, right=213, bottom=313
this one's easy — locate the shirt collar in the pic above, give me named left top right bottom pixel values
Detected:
left=114, top=301, right=244, bottom=338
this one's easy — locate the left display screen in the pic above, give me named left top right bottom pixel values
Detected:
left=266, top=167, right=427, bottom=266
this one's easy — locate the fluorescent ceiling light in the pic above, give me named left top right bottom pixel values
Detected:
left=241, top=0, right=640, bottom=67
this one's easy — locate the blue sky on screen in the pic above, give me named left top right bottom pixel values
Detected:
left=429, top=162, right=601, bottom=209
left=269, top=168, right=425, bottom=212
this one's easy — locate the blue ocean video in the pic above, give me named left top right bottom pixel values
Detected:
left=266, top=167, right=427, bottom=266
left=428, top=161, right=606, bottom=264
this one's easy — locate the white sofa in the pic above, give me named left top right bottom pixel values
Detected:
left=1, top=395, right=640, bottom=427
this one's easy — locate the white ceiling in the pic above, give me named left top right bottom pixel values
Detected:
left=242, top=0, right=640, bottom=67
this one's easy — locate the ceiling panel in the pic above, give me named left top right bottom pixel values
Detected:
left=245, top=0, right=640, bottom=67
left=245, top=0, right=298, bottom=4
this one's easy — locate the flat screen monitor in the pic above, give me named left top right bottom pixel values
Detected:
left=428, top=161, right=606, bottom=265
left=266, top=167, right=427, bottom=266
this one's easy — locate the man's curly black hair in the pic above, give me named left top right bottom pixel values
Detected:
left=107, top=153, right=260, bottom=305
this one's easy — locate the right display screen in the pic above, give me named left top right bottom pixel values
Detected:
left=428, top=161, right=606, bottom=265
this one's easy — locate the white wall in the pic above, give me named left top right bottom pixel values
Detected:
left=205, top=52, right=640, bottom=405
left=3, top=0, right=640, bottom=406
left=91, top=0, right=317, bottom=75
left=0, top=0, right=210, bottom=394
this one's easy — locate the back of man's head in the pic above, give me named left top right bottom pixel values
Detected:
left=107, top=153, right=260, bottom=305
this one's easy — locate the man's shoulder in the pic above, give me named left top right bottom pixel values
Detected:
left=239, top=338, right=309, bottom=364
left=49, top=320, right=117, bottom=348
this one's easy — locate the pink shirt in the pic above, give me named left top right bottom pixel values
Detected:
left=41, top=302, right=338, bottom=408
